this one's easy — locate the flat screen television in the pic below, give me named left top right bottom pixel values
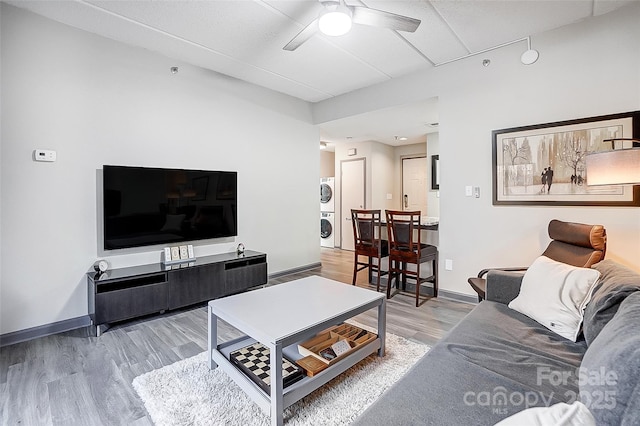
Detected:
left=103, top=165, right=237, bottom=250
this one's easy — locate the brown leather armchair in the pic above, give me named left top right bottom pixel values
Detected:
left=468, top=219, right=607, bottom=301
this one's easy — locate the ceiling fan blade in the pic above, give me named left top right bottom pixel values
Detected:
left=351, top=6, right=421, bottom=32
left=283, top=19, right=319, bottom=51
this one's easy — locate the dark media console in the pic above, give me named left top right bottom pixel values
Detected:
left=88, top=250, right=267, bottom=335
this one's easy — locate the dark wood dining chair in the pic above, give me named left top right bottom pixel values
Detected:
left=351, top=209, right=389, bottom=291
left=385, top=210, right=438, bottom=307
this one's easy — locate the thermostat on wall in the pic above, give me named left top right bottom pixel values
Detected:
left=34, top=149, right=57, bottom=162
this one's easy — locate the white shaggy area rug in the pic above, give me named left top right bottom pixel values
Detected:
left=132, top=331, right=429, bottom=426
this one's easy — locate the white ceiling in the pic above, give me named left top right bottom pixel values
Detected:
left=7, top=0, right=634, bottom=147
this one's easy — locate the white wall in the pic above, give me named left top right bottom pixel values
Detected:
left=315, top=3, right=640, bottom=297
left=320, top=150, right=335, bottom=178
left=371, top=142, right=395, bottom=212
left=0, top=5, right=319, bottom=334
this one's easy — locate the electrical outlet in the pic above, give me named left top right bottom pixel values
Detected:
left=386, top=193, right=393, bottom=200
left=474, top=186, right=480, bottom=198
left=445, top=259, right=453, bottom=271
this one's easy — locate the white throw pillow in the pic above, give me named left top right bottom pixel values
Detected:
left=495, top=401, right=595, bottom=426
left=508, top=256, right=600, bottom=341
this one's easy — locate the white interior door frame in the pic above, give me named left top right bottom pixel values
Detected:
left=340, top=158, right=366, bottom=250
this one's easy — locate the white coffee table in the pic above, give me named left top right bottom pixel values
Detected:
left=208, top=275, right=386, bottom=426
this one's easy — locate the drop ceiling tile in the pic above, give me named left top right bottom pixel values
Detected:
left=89, top=1, right=292, bottom=58
left=87, top=0, right=400, bottom=98
left=9, top=0, right=332, bottom=101
left=260, top=34, right=393, bottom=97
left=312, top=25, right=431, bottom=77
left=263, top=0, right=323, bottom=26
left=7, top=0, right=633, bottom=104
left=366, top=0, right=469, bottom=64
left=431, top=0, right=593, bottom=52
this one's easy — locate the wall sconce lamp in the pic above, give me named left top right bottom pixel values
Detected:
left=586, top=139, right=640, bottom=186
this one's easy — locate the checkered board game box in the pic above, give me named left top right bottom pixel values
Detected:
left=229, top=342, right=304, bottom=394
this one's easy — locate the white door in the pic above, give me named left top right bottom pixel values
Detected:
left=402, top=157, right=428, bottom=214
left=341, top=158, right=365, bottom=251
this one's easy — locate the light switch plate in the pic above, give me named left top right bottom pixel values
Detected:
left=465, top=186, right=473, bottom=197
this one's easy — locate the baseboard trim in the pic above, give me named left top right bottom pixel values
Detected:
left=268, top=262, right=321, bottom=279
left=0, top=315, right=92, bottom=348
left=373, top=274, right=478, bottom=305
left=437, top=289, right=478, bottom=304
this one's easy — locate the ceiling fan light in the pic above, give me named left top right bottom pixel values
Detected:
left=318, top=6, right=352, bottom=36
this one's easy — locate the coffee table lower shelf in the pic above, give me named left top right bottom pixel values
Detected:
left=211, top=335, right=382, bottom=414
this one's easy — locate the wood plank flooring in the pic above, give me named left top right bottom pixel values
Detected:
left=0, top=248, right=474, bottom=425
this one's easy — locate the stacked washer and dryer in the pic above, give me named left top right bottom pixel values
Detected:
left=320, top=177, right=335, bottom=248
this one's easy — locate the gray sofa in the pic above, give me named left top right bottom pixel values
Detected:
left=354, top=259, right=640, bottom=425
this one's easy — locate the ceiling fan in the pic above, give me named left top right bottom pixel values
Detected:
left=283, top=0, right=421, bottom=51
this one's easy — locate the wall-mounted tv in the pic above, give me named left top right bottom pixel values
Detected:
left=103, top=165, right=237, bottom=250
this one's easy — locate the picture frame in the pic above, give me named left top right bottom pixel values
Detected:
left=492, top=111, right=640, bottom=206
left=170, top=246, right=181, bottom=261
left=431, top=155, right=440, bottom=190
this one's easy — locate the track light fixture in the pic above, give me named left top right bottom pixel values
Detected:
left=434, top=36, right=539, bottom=67
left=520, top=37, right=539, bottom=65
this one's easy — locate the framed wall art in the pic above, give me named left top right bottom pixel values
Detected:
left=492, top=110, right=640, bottom=206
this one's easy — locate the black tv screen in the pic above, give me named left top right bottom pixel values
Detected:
left=103, top=165, right=237, bottom=250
